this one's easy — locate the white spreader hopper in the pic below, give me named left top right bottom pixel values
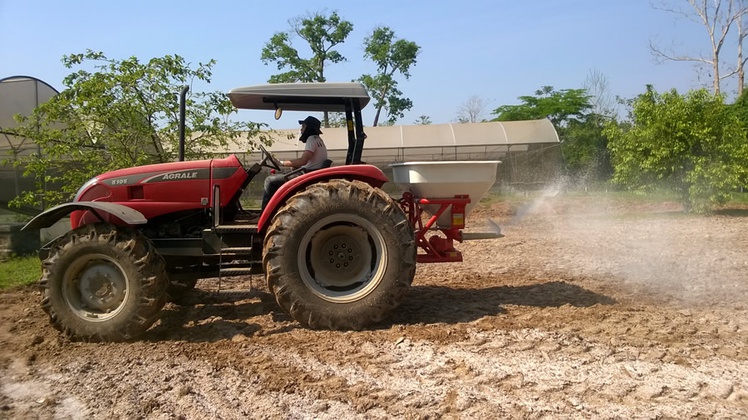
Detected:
left=390, top=161, right=501, bottom=228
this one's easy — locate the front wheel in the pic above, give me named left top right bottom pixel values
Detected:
left=263, top=179, right=416, bottom=330
left=40, top=223, right=168, bottom=342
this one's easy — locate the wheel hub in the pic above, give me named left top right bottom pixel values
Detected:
left=78, top=263, right=126, bottom=312
left=325, top=237, right=358, bottom=270
left=309, top=225, right=372, bottom=289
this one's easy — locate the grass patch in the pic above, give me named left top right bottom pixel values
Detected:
left=0, top=256, right=40, bottom=289
left=729, top=191, right=748, bottom=206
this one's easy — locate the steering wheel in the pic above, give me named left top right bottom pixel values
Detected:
left=258, top=144, right=283, bottom=171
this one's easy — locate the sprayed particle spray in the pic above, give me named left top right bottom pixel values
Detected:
left=485, top=181, right=748, bottom=307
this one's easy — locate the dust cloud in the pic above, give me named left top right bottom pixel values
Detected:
left=494, top=181, right=748, bottom=307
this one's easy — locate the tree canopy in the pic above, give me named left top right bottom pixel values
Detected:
left=491, top=86, right=607, bottom=180
left=8, top=50, right=262, bottom=208
left=261, top=15, right=419, bottom=127
left=261, top=11, right=353, bottom=127
left=562, top=114, right=613, bottom=180
left=414, top=115, right=432, bottom=125
left=260, top=11, right=353, bottom=84
left=605, top=86, right=748, bottom=212
left=358, top=26, right=420, bottom=126
left=491, top=86, right=592, bottom=126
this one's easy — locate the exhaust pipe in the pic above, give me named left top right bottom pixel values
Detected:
left=178, top=85, right=189, bottom=161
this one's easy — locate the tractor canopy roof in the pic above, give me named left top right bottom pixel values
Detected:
left=228, top=82, right=370, bottom=112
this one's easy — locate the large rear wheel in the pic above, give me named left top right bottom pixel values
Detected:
left=40, top=223, right=168, bottom=342
left=263, top=180, right=416, bottom=330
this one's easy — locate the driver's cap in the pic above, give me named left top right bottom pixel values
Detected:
left=298, top=116, right=321, bottom=130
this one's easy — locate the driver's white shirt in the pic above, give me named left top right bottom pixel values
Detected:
left=302, top=135, right=328, bottom=169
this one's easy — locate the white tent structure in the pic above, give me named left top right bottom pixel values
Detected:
left=223, top=83, right=561, bottom=186
left=0, top=76, right=59, bottom=213
left=223, top=118, right=561, bottom=186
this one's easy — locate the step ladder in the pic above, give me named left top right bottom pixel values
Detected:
left=211, top=185, right=262, bottom=279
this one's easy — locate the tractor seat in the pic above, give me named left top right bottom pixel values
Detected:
left=284, top=159, right=333, bottom=181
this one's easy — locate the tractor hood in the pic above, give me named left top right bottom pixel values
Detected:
left=69, top=155, right=248, bottom=226
left=87, top=158, right=219, bottom=189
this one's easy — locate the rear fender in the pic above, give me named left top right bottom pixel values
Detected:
left=22, top=202, right=147, bottom=231
left=258, top=165, right=388, bottom=230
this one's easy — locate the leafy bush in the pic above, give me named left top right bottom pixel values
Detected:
left=605, top=87, right=748, bottom=213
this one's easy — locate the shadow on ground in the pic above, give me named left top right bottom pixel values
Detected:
left=714, top=208, right=748, bottom=217
left=390, top=280, right=616, bottom=325
left=145, top=290, right=287, bottom=343
left=145, top=279, right=615, bottom=342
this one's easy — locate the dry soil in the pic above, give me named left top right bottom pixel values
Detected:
left=1, top=192, right=747, bottom=419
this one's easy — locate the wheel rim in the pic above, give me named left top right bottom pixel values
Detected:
left=298, top=214, right=387, bottom=303
left=62, top=253, right=128, bottom=321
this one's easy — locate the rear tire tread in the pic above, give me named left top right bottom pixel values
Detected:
left=264, top=180, right=416, bottom=330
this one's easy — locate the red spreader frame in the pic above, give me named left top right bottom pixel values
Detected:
left=398, top=192, right=470, bottom=263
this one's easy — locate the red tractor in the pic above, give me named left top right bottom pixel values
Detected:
left=23, top=82, right=501, bottom=341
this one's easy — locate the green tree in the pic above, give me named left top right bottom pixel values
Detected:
left=261, top=11, right=352, bottom=83
left=492, top=86, right=608, bottom=180
left=358, top=27, right=420, bottom=126
left=414, top=115, right=432, bottom=125
left=491, top=86, right=591, bottom=126
left=261, top=11, right=353, bottom=126
left=325, top=112, right=347, bottom=127
left=8, top=50, right=262, bottom=208
left=731, top=86, right=748, bottom=128
left=563, top=114, right=613, bottom=180
left=605, top=86, right=748, bottom=212
left=732, top=90, right=748, bottom=188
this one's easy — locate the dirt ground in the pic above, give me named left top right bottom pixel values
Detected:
left=1, top=192, right=747, bottom=419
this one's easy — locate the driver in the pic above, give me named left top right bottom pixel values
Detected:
left=261, top=116, right=328, bottom=210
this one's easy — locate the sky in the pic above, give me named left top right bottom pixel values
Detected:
left=0, top=0, right=732, bottom=129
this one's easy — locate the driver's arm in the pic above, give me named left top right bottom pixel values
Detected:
left=283, top=151, right=313, bottom=169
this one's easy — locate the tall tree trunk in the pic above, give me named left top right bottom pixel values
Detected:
left=372, top=84, right=390, bottom=127
left=649, top=0, right=746, bottom=96
left=739, top=46, right=745, bottom=97
left=738, top=13, right=745, bottom=96
left=714, top=61, right=721, bottom=95
left=372, top=108, right=381, bottom=127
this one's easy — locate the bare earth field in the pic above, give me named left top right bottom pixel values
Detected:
left=1, top=193, right=747, bottom=419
